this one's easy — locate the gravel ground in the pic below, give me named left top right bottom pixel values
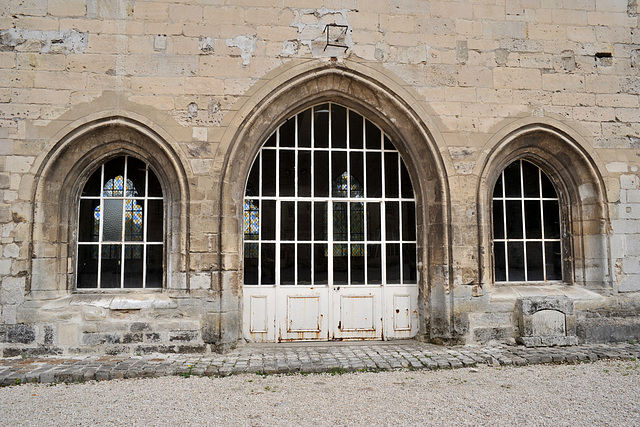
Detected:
left=1, top=359, right=639, bottom=426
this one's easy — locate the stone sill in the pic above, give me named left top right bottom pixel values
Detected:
left=42, top=293, right=178, bottom=310
left=490, top=284, right=603, bottom=302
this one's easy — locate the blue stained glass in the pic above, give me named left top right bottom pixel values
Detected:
left=332, top=172, right=363, bottom=198
left=351, top=244, right=364, bottom=256
left=103, top=176, right=138, bottom=197
left=244, top=200, right=259, bottom=240
left=125, top=200, right=144, bottom=241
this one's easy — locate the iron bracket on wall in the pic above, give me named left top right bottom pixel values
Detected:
left=323, top=24, right=349, bottom=52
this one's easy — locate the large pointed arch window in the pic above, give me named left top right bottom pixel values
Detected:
left=492, top=159, right=562, bottom=282
left=243, top=103, right=417, bottom=286
left=77, top=156, right=164, bottom=289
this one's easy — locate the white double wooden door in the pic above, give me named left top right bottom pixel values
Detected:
left=243, top=282, right=418, bottom=342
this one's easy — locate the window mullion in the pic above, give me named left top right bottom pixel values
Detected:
left=97, top=165, right=105, bottom=289
left=539, top=168, right=547, bottom=281
left=519, top=160, right=528, bottom=282
left=275, top=133, right=281, bottom=288
left=346, top=125, right=351, bottom=286
left=396, top=154, right=403, bottom=285
left=294, top=115, right=299, bottom=286
left=258, top=153, right=263, bottom=286
left=501, top=171, right=508, bottom=282
left=142, top=165, right=149, bottom=288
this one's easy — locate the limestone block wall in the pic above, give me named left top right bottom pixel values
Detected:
left=0, top=0, right=639, bottom=354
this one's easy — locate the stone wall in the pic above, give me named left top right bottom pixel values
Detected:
left=1, top=0, right=640, bottom=354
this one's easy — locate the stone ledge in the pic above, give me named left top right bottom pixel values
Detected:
left=490, top=284, right=604, bottom=302
left=42, top=293, right=178, bottom=311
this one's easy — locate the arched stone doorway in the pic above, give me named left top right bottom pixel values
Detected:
left=219, top=64, right=452, bottom=343
left=242, top=103, right=419, bottom=341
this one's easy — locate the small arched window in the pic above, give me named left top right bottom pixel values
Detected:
left=492, top=159, right=562, bottom=283
left=77, top=156, right=164, bottom=289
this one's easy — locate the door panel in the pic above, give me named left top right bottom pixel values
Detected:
left=277, top=287, right=329, bottom=341
left=243, top=286, right=277, bottom=342
left=385, top=285, right=419, bottom=339
left=331, top=286, right=383, bottom=340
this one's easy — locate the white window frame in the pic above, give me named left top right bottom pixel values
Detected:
left=76, top=155, right=164, bottom=290
left=492, top=159, right=563, bottom=283
left=243, top=103, right=417, bottom=287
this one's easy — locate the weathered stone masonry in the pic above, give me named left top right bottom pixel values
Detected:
left=1, top=0, right=640, bottom=355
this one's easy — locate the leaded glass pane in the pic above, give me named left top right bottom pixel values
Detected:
left=367, top=244, right=382, bottom=284
left=244, top=200, right=259, bottom=240
left=297, top=202, right=311, bottom=241
left=331, top=104, right=347, bottom=148
left=333, top=202, right=348, bottom=241
left=77, top=245, right=98, bottom=288
left=298, top=150, right=311, bottom=197
left=279, top=150, right=295, bottom=197
left=147, top=200, right=163, bottom=243
left=314, top=243, right=328, bottom=284
left=103, top=158, right=125, bottom=197
left=385, top=152, right=399, bottom=198
left=351, top=244, right=365, bottom=284
left=124, top=244, right=144, bottom=288
left=386, top=243, right=401, bottom=283
left=333, top=243, right=348, bottom=285
left=298, top=243, right=312, bottom=284
left=103, top=199, right=123, bottom=241
left=365, top=120, right=380, bottom=149
left=246, top=155, right=260, bottom=197
left=280, top=116, right=295, bottom=148
left=244, top=243, right=259, bottom=285
left=280, top=243, right=295, bottom=285
left=298, top=110, right=312, bottom=148
left=403, top=243, right=417, bottom=284
left=124, top=199, right=144, bottom=242
left=78, top=199, right=100, bottom=242
left=314, top=104, right=329, bottom=148
left=349, top=110, right=363, bottom=149
left=127, top=157, right=146, bottom=196
left=261, top=243, right=276, bottom=285
left=146, top=245, right=163, bottom=288
left=82, top=167, right=102, bottom=196
left=350, top=202, right=365, bottom=241
left=100, top=244, right=121, bottom=288
left=281, top=201, right=295, bottom=240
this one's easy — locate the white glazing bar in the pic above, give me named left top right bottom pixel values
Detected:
left=500, top=170, right=508, bottom=282
left=257, top=152, right=262, bottom=286
left=119, top=156, right=128, bottom=288
left=98, top=164, right=105, bottom=288
left=539, top=167, right=547, bottom=281
left=275, top=128, right=281, bottom=289
left=519, top=160, right=528, bottom=281
left=142, top=163, right=148, bottom=288
left=398, top=154, right=404, bottom=284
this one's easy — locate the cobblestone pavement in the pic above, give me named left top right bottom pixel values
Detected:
left=1, top=341, right=639, bottom=386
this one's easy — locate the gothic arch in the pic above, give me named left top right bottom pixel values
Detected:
left=28, top=116, right=189, bottom=298
left=477, top=123, right=611, bottom=291
left=219, top=63, right=454, bottom=342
